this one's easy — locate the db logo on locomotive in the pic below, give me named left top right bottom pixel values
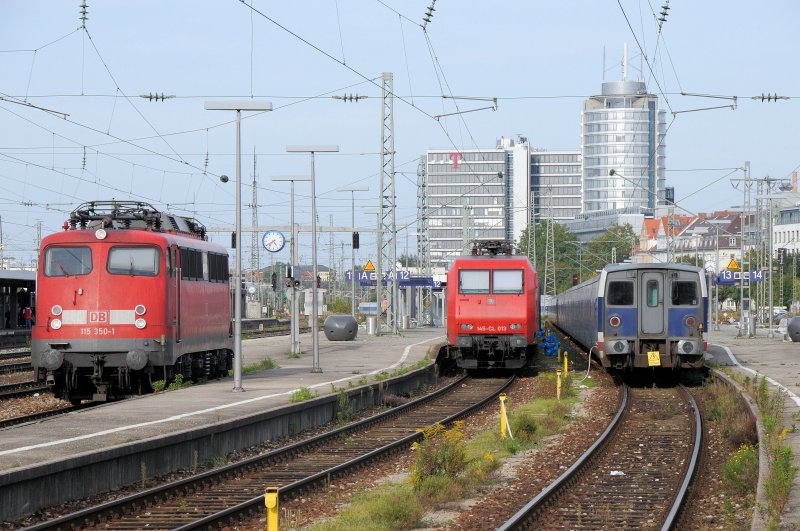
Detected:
left=89, top=311, right=109, bottom=323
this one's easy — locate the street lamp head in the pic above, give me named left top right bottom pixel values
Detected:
left=609, top=169, right=617, bottom=176
left=286, top=145, right=339, bottom=153
left=219, top=174, right=229, bottom=183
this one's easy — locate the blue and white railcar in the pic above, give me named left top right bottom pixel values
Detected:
left=545, top=263, right=707, bottom=372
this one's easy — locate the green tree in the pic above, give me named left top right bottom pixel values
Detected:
left=516, top=221, right=582, bottom=293
left=584, top=224, right=638, bottom=273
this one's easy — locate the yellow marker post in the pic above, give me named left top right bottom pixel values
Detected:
left=265, top=487, right=279, bottom=531
left=557, top=346, right=561, bottom=363
left=499, top=393, right=508, bottom=439
left=556, top=370, right=562, bottom=401
left=563, top=352, right=569, bottom=376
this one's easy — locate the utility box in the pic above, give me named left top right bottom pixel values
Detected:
left=323, top=315, right=358, bottom=341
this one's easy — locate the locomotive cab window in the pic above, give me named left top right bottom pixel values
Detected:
left=607, top=281, right=633, bottom=305
left=493, top=270, right=523, bottom=294
left=671, top=281, right=698, bottom=305
left=107, top=246, right=160, bottom=276
left=44, top=246, right=92, bottom=277
left=459, top=270, right=490, bottom=294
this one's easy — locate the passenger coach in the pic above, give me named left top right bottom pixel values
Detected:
left=546, top=263, right=707, bottom=374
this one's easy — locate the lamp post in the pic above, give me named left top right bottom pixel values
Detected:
left=204, top=100, right=272, bottom=392
left=337, top=186, right=369, bottom=317
left=287, top=145, right=339, bottom=373
left=272, top=175, right=312, bottom=355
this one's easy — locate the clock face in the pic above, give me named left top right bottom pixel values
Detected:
left=262, top=230, right=286, bottom=253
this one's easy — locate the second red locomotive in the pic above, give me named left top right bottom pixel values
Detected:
left=446, top=241, right=539, bottom=370
left=31, top=201, right=233, bottom=404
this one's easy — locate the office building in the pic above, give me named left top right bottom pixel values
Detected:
left=420, top=137, right=530, bottom=269
left=581, top=80, right=666, bottom=212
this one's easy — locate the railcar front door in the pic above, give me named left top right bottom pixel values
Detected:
left=639, top=271, right=665, bottom=335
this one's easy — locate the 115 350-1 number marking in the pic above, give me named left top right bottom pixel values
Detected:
left=80, top=327, right=116, bottom=336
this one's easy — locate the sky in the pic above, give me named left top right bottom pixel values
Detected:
left=1, top=1, right=798, bottom=269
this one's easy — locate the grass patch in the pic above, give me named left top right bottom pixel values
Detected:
left=243, top=357, right=279, bottom=374
left=723, top=444, right=759, bottom=495
left=336, top=389, right=354, bottom=425
left=713, top=371, right=798, bottom=527
left=312, top=375, right=582, bottom=530
left=311, top=483, right=424, bottom=531
left=289, top=387, right=317, bottom=403
left=151, top=373, right=194, bottom=393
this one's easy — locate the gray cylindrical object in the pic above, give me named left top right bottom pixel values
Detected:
left=400, top=315, right=410, bottom=330
left=787, top=316, right=800, bottom=342
left=366, top=316, right=377, bottom=335
left=323, top=315, right=358, bottom=341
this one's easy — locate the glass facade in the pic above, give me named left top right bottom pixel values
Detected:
left=581, top=81, right=666, bottom=213
left=531, top=151, right=582, bottom=222
left=423, top=142, right=519, bottom=268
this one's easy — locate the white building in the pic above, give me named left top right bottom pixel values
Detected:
left=421, top=136, right=530, bottom=269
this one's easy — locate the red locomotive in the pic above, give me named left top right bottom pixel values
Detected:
left=31, top=201, right=233, bottom=404
left=446, top=241, right=539, bottom=370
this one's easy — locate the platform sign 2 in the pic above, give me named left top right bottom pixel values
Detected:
left=715, top=270, right=765, bottom=285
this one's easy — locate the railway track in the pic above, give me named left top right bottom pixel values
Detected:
left=0, top=349, right=31, bottom=362
left=0, top=404, right=86, bottom=430
left=23, top=375, right=512, bottom=530
left=0, top=360, right=32, bottom=374
left=500, top=383, right=702, bottom=530
left=0, top=380, right=49, bottom=399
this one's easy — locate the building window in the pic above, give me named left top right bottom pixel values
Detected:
left=729, top=237, right=737, bottom=246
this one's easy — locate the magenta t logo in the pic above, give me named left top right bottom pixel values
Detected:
left=449, top=152, right=463, bottom=169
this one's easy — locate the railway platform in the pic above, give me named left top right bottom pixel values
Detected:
left=0, top=326, right=445, bottom=472
left=707, top=324, right=800, bottom=528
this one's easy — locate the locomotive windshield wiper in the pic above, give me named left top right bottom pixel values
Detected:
left=56, top=261, right=70, bottom=277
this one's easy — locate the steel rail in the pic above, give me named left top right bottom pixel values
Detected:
left=24, top=374, right=513, bottom=530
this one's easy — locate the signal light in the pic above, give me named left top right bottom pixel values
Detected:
left=572, top=274, right=579, bottom=286
left=316, top=275, right=322, bottom=289
left=353, top=231, right=359, bottom=250
left=231, top=232, right=236, bottom=249
left=271, top=272, right=277, bottom=291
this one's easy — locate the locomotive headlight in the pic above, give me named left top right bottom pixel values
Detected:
left=609, top=315, right=621, bottom=328
left=460, top=323, right=474, bottom=330
left=134, top=304, right=146, bottom=316
left=134, top=318, right=147, bottom=329
left=510, top=324, right=522, bottom=330
left=51, top=305, right=63, bottom=316
left=95, top=228, right=107, bottom=240
left=51, top=319, right=62, bottom=330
